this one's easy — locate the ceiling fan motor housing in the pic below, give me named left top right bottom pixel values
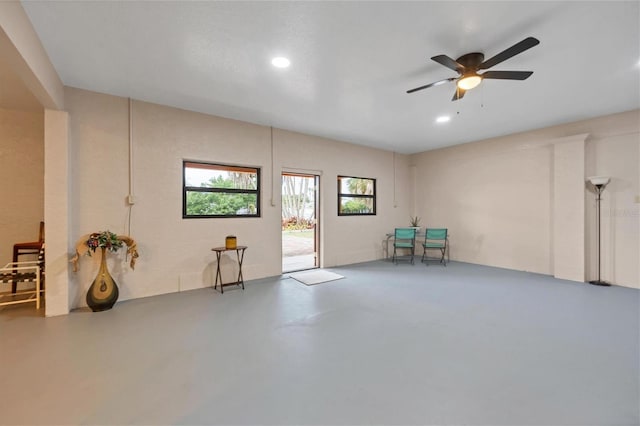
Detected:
left=456, top=52, right=485, bottom=70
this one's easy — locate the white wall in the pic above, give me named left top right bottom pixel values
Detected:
left=65, top=87, right=412, bottom=309
left=411, top=109, right=640, bottom=288
left=0, top=108, right=43, bottom=265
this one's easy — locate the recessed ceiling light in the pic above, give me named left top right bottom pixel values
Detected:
left=436, top=115, right=451, bottom=123
left=271, top=57, right=290, bottom=68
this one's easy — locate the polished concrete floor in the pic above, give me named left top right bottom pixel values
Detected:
left=1, top=260, right=638, bottom=425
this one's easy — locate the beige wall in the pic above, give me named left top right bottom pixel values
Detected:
left=9, top=84, right=639, bottom=318
left=552, top=134, right=586, bottom=282
left=585, top=112, right=640, bottom=287
left=65, top=87, right=412, bottom=309
left=275, top=129, right=412, bottom=266
left=411, top=109, right=640, bottom=289
left=0, top=108, right=44, bottom=265
left=413, top=131, right=553, bottom=274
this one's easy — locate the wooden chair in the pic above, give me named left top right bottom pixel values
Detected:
left=1, top=245, right=44, bottom=310
left=12, top=221, right=44, bottom=293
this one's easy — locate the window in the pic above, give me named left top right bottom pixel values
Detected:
left=183, top=161, right=260, bottom=218
left=337, top=175, right=376, bottom=216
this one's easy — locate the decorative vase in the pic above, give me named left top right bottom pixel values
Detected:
left=86, top=247, right=119, bottom=312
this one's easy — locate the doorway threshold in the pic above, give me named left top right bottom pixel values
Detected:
left=282, top=254, right=317, bottom=273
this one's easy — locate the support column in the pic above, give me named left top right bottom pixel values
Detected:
left=552, top=134, right=587, bottom=282
left=44, top=109, right=70, bottom=316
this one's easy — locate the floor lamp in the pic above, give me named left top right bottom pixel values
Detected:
left=587, top=176, right=611, bottom=286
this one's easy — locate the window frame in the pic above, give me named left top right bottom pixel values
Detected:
left=337, top=175, right=377, bottom=216
left=183, top=160, right=261, bottom=219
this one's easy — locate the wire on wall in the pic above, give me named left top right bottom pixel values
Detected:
left=127, top=98, right=134, bottom=236
left=393, top=151, right=397, bottom=207
left=270, top=126, right=276, bottom=207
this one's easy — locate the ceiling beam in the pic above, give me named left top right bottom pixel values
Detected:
left=0, top=1, right=64, bottom=110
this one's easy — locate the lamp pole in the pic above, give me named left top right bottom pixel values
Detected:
left=588, top=177, right=610, bottom=286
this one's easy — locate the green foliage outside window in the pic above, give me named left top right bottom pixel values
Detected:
left=186, top=192, right=257, bottom=216
left=340, top=198, right=374, bottom=214
left=183, top=161, right=260, bottom=218
left=338, top=176, right=376, bottom=216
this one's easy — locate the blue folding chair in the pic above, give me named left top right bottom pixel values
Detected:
left=421, top=228, right=448, bottom=266
left=392, top=227, right=417, bottom=265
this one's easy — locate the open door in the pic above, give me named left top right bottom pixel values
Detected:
left=282, top=173, right=319, bottom=272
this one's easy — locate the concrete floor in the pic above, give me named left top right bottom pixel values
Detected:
left=283, top=253, right=316, bottom=272
left=282, top=231, right=315, bottom=272
left=1, top=260, right=638, bottom=425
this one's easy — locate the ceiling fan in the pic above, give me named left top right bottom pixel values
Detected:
left=407, top=37, right=540, bottom=101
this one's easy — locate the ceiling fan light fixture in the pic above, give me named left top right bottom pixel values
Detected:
left=457, top=74, right=482, bottom=90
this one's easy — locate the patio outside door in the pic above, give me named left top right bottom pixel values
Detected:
left=282, top=173, right=319, bottom=272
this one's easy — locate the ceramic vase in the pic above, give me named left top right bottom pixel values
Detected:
left=86, top=247, right=119, bottom=312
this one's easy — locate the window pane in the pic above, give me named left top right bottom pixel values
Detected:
left=186, top=191, right=258, bottom=216
left=339, top=196, right=374, bottom=214
left=185, top=164, right=257, bottom=190
left=339, top=177, right=374, bottom=195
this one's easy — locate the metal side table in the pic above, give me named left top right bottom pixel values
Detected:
left=211, top=246, right=247, bottom=293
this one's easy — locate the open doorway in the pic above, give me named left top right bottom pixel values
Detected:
left=282, top=173, right=319, bottom=272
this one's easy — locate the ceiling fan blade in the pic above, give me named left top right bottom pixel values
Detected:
left=431, top=55, right=465, bottom=73
left=452, top=87, right=466, bottom=101
left=478, top=37, right=540, bottom=70
left=481, top=70, right=533, bottom=80
left=407, top=77, right=455, bottom=94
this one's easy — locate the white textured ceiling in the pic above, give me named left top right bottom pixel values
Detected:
left=21, top=1, right=640, bottom=154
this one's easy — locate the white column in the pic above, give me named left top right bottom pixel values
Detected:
left=44, top=109, right=70, bottom=316
left=552, top=134, right=587, bottom=282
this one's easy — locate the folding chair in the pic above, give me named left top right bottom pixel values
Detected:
left=12, top=221, right=44, bottom=293
left=421, top=228, right=448, bottom=266
left=392, top=227, right=417, bottom=265
left=1, top=245, right=45, bottom=309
